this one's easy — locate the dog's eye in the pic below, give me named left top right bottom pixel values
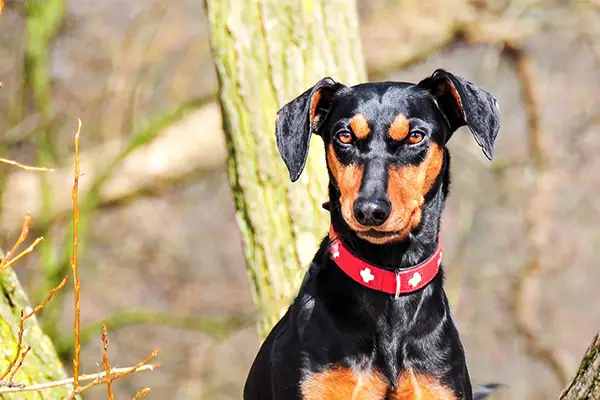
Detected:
left=407, top=131, right=424, bottom=145
left=336, top=131, right=354, bottom=145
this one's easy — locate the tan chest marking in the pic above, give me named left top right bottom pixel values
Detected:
left=392, top=369, right=457, bottom=400
left=301, top=367, right=387, bottom=400
left=301, top=367, right=456, bottom=400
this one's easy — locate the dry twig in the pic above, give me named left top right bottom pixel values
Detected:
left=71, top=118, right=83, bottom=390
left=0, top=237, right=44, bottom=274
left=65, top=350, right=161, bottom=399
left=0, top=212, right=43, bottom=274
left=0, top=274, right=69, bottom=387
left=62, top=118, right=161, bottom=398
left=0, top=157, right=54, bottom=172
left=3, top=212, right=31, bottom=260
left=23, top=275, right=68, bottom=320
left=101, top=324, right=115, bottom=400
left=0, top=364, right=157, bottom=394
left=134, top=387, right=150, bottom=398
left=0, top=311, right=25, bottom=381
left=6, top=346, right=31, bottom=382
left=0, top=117, right=160, bottom=396
left=0, top=380, right=24, bottom=389
left=109, top=350, right=160, bottom=381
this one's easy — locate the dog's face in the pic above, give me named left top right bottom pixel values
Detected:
left=321, top=84, right=448, bottom=244
left=276, top=70, right=500, bottom=244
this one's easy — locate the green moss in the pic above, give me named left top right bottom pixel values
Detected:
left=0, top=268, right=70, bottom=399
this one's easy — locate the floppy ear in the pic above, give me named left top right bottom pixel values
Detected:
left=418, top=69, right=500, bottom=160
left=275, top=77, right=344, bottom=182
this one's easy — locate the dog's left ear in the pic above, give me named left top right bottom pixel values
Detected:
left=418, top=69, right=500, bottom=160
left=276, top=78, right=345, bottom=182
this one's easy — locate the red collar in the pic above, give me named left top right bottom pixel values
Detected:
left=328, top=226, right=443, bottom=297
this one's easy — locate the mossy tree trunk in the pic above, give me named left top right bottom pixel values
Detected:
left=0, top=2, right=70, bottom=397
left=205, top=0, right=366, bottom=336
left=560, top=333, right=600, bottom=399
left=0, top=268, right=71, bottom=399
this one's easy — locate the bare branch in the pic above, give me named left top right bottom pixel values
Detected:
left=0, top=311, right=25, bottom=381
left=134, top=388, right=150, bottom=398
left=71, top=118, right=82, bottom=389
left=101, top=324, right=115, bottom=400
left=0, top=157, right=54, bottom=172
left=23, top=275, right=68, bottom=320
left=0, top=364, right=157, bottom=394
left=0, top=212, right=32, bottom=270
left=66, top=350, right=160, bottom=399
left=6, top=346, right=31, bottom=382
left=0, top=237, right=45, bottom=274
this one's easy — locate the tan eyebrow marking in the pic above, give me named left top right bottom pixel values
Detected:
left=349, top=114, right=371, bottom=139
left=388, top=113, right=410, bottom=141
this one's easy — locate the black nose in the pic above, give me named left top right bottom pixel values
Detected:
left=353, top=197, right=392, bottom=226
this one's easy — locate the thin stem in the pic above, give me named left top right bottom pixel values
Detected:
left=101, top=324, right=114, bottom=400
left=0, top=364, right=157, bottom=394
left=71, top=118, right=82, bottom=388
left=0, top=157, right=54, bottom=172
left=0, top=237, right=45, bottom=274
left=23, top=275, right=68, bottom=320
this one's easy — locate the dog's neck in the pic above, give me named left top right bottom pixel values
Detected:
left=328, top=191, right=444, bottom=270
left=327, top=152, right=450, bottom=271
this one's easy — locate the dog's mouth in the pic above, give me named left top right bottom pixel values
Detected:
left=357, top=229, right=401, bottom=239
left=356, top=229, right=404, bottom=244
left=348, top=207, right=422, bottom=244
left=333, top=198, right=421, bottom=244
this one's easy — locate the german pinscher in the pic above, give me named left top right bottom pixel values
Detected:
left=244, top=69, right=501, bottom=400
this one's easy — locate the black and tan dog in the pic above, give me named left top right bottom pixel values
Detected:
left=244, top=70, right=501, bottom=400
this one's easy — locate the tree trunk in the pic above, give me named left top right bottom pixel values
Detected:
left=0, top=267, right=71, bottom=399
left=205, top=0, right=366, bottom=336
left=560, top=333, right=600, bottom=400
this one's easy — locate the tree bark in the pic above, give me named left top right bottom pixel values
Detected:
left=560, top=333, right=600, bottom=400
left=0, top=267, right=71, bottom=399
left=205, top=0, right=366, bottom=336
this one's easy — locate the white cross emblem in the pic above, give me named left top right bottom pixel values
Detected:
left=437, top=251, right=443, bottom=267
left=360, top=267, right=375, bottom=283
left=408, top=272, right=422, bottom=288
left=331, top=242, right=340, bottom=259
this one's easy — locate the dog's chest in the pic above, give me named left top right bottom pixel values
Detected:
left=300, top=366, right=456, bottom=400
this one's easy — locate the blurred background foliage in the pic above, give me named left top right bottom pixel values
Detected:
left=1, top=0, right=600, bottom=398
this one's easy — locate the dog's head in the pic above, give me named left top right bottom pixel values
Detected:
left=276, top=70, right=500, bottom=244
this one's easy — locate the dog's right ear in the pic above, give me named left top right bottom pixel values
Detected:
left=276, top=77, right=344, bottom=182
